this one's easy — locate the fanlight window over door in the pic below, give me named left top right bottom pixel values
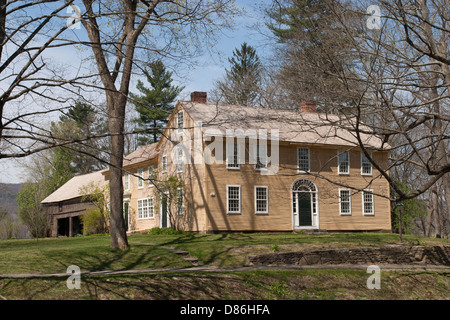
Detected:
left=292, top=178, right=318, bottom=228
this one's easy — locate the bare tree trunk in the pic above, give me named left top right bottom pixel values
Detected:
left=106, top=92, right=128, bottom=250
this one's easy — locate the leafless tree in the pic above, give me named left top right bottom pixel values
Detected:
left=264, top=0, right=449, bottom=235
left=1, top=0, right=239, bottom=249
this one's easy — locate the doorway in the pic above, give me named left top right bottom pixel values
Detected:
left=292, top=178, right=318, bottom=229
left=160, top=193, right=169, bottom=228
left=123, top=201, right=130, bottom=231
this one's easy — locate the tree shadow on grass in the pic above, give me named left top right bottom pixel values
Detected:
left=39, top=243, right=190, bottom=275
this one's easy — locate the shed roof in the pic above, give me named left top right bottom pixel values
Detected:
left=181, top=101, right=389, bottom=150
left=41, top=169, right=108, bottom=204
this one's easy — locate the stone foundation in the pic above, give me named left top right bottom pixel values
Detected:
left=246, top=245, right=450, bottom=266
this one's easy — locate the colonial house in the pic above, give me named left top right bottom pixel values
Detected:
left=43, top=91, right=392, bottom=236
left=104, top=92, right=391, bottom=234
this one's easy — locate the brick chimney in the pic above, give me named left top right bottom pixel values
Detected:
left=299, top=101, right=317, bottom=113
left=190, top=91, right=207, bottom=103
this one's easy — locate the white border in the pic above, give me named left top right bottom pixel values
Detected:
left=361, top=152, right=373, bottom=176
left=177, top=146, right=183, bottom=173
left=254, top=185, right=269, bottom=214
left=290, top=178, right=319, bottom=230
left=226, top=185, right=241, bottom=214
left=362, top=189, right=375, bottom=216
left=338, top=188, right=352, bottom=216
left=137, top=168, right=144, bottom=189
left=297, top=147, right=310, bottom=173
left=176, top=187, right=184, bottom=216
left=124, top=172, right=130, bottom=191
left=338, top=150, right=350, bottom=175
left=137, top=197, right=155, bottom=220
left=226, top=141, right=241, bottom=170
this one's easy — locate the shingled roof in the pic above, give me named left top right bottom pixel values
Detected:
left=41, top=169, right=108, bottom=204
left=122, top=142, right=159, bottom=168
left=180, top=101, right=389, bottom=150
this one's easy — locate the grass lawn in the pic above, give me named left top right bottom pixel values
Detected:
left=0, top=269, right=448, bottom=300
left=0, top=235, right=192, bottom=274
left=0, top=231, right=448, bottom=274
left=130, top=231, right=449, bottom=268
left=0, top=231, right=448, bottom=300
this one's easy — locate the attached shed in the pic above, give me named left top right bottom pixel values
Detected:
left=41, top=169, right=107, bottom=237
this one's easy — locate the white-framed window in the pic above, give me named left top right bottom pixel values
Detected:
left=362, top=190, right=374, bottom=216
left=255, top=143, right=268, bottom=170
left=124, top=172, right=130, bottom=191
left=297, top=148, right=310, bottom=172
left=338, top=150, right=350, bottom=174
left=339, top=189, right=352, bottom=215
left=255, top=186, right=268, bottom=214
left=361, top=152, right=373, bottom=176
left=227, top=185, right=241, bottom=214
left=177, top=146, right=183, bottom=173
left=177, top=110, right=183, bottom=131
left=137, top=168, right=144, bottom=189
left=148, top=165, right=155, bottom=187
left=177, top=188, right=184, bottom=215
left=137, top=197, right=154, bottom=220
left=161, top=154, right=167, bottom=173
left=226, top=140, right=240, bottom=169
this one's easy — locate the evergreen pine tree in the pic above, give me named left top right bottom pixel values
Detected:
left=216, top=42, right=262, bottom=106
left=130, top=60, right=184, bottom=146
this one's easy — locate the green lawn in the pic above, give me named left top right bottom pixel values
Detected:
left=129, top=231, right=449, bottom=268
left=0, top=232, right=448, bottom=300
left=0, top=235, right=191, bottom=274
left=0, top=232, right=448, bottom=274
left=1, top=269, right=448, bottom=300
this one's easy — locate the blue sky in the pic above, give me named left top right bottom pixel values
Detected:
left=0, top=1, right=275, bottom=184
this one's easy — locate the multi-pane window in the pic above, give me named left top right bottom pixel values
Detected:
left=177, top=146, right=183, bottom=173
left=338, top=151, right=350, bottom=174
left=339, top=189, right=351, bottom=215
left=124, top=172, right=129, bottom=191
left=226, top=140, right=240, bottom=169
left=227, top=185, right=241, bottom=214
left=162, top=155, right=167, bottom=173
left=363, top=190, right=374, bottom=215
left=255, top=143, right=268, bottom=170
left=137, top=168, right=144, bottom=189
left=148, top=165, right=155, bottom=187
left=177, top=110, right=183, bottom=131
left=361, top=152, right=373, bottom=175
left=255, top=186, right=268, bottom=214
left=177, top=188, right=184, bottom=215
left=138, top=198, right=154, bottom=220
left=297, top=148, right=310, bottom=172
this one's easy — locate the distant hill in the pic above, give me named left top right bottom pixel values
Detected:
left=0, top=183, right=23, bottom=216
